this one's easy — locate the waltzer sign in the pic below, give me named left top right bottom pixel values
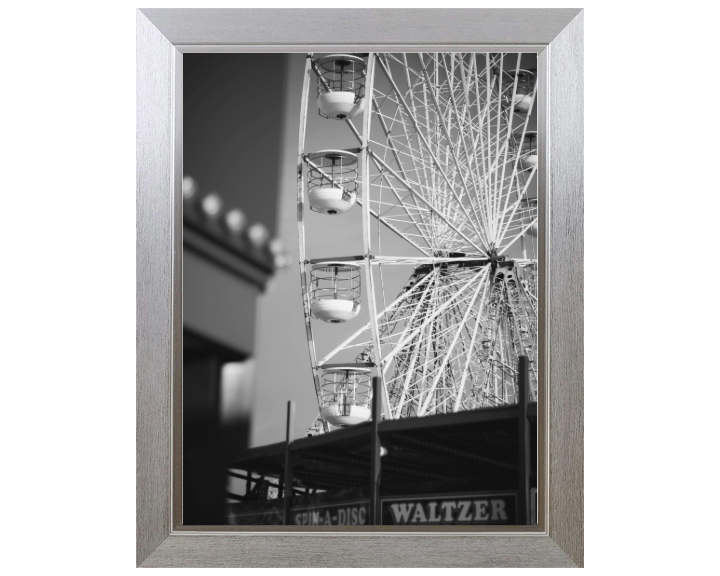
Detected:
left=381, top=493, right=517, bottom=525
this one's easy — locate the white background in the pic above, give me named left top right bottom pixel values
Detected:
left=0, top=0, right=716, bottom=573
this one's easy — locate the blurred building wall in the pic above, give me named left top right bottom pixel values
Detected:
left=183, top=53, right=294, bottom=521
left=184, top=53, right=286, bottom=240
left=183, top=53, right=317, bottom=450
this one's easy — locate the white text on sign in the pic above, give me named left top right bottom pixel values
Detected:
left=387, top=498, right=509, bottom=524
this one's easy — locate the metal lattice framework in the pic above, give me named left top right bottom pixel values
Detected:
left=298, top=52, right=539, bottom=433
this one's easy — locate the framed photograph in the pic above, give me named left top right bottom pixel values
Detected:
left=137, top=8, right=583, bottom=568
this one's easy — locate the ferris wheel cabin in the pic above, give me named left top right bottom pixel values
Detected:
left=316, top=54, right=366, bottom=120
left=511, top=69, right=536, bottom=113
left=319, top=366, right=372, bottom=426
left=309, top=262, right=361, bottom=323
left=307, top=150, right=358, bottom=215
left=515, top=131, right=538, bottom=171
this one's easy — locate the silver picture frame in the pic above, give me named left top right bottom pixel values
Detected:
left=137, top=8, right=583, bottom=567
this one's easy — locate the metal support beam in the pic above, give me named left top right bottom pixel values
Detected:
left=517, top=355, right=531, bottom=525
left=390, top=433, right=518, bottom=471
left=369, top=376, right=382, bottom=525
left=283, top=400, right=295, bottom=525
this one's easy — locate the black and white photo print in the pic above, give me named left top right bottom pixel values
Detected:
left=181, top=52, right=539, bottom=527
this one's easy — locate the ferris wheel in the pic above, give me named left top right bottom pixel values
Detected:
left=297, top=53, right=539, bottom=434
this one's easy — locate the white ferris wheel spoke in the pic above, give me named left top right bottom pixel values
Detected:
left=316, top=267, right=438, bottom=366
left=377, top=55, right=489, bottom=252
left=421, top=53, right=490, bottom=240
left=491, top=56, right=522, bottom=243
left=379, top=266, right=486, bottom=370
left=368, top=97, right=433, bottom=249
left=453, top=274, right=493, bottom=411
left=498, top=217, right=539, bottom=256
left=417, top=267, right=489, bottom=416
left=341, top=118, right=433, bottom=256
left=367, top=149, right=488, bottom=255
left=497, top=164, right=538, bottom=248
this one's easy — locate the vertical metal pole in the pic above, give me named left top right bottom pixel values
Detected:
left=283, top=400, right=295, bottom=526
left=369, top=376, right=382, bottom=525
left=517, top=356, right=531, bottom=525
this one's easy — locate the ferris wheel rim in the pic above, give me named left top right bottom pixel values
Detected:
left=299, top=51, right=539, bottom=429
